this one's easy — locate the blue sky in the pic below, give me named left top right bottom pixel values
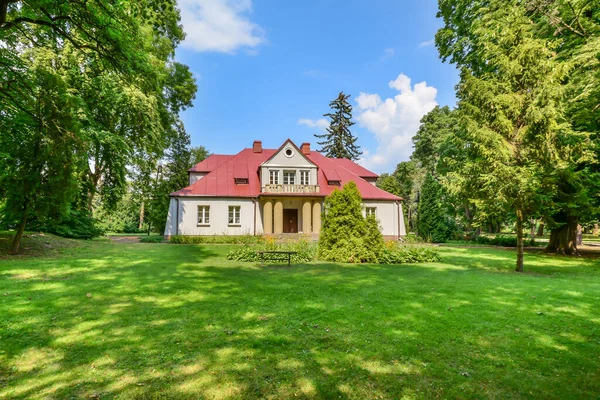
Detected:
left=175, top=0, right=458, bottom=173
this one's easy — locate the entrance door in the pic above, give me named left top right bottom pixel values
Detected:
left=283, top=209, right=298, bottom=233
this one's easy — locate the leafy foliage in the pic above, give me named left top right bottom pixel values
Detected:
left=465, top=235, right=536, bottom=248
left=318, top=182, right=383, bottom=263
left=139, top=235, right=165, bottom=243
left=33, top=210, right=104, bottom=240
left=379, top=246, right=442, bottom=264
left=433, top=0, right=592, bottom=271
left=170, top=235, right=266, bottom=245
left=316, top=92, right=362, bottom=161
left=226, top=239, right=317, bottom=263
left=0, top=0, right=196, bottom=253
left=417, top=175, right=453, bottom=243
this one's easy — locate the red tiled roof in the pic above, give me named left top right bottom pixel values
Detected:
left=173, top=142, right=401, bottom=201
left=188, top=154, right=233, bottom=172
left=333, top=158, right=379, bottom=179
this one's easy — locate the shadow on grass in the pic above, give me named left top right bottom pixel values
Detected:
left=1, top=242, right=599, bottom=398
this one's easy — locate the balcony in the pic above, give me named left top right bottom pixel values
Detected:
left=261, top=184, right=320, bottom=194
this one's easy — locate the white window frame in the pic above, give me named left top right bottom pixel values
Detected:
left=228, top=206, right=241, bottom=225
left=197, top=205, right=210, bottom=225
left=269, top=170, right=280, bottom=185
left=365, top=207, right=377, bottom=218
left=300, top=170, right=310, bottom=185
left=283, top=170, right=296, bottom=185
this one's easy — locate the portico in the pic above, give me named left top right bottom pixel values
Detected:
left=261, top=197, right=322, bottom=234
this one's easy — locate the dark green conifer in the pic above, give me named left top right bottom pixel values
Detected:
left=316, top=92, right=362, bottom=161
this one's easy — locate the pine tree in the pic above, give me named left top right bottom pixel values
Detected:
left=316, top=92, right=362, bottom=160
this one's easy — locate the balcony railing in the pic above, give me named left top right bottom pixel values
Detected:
left=262, top=184, right=320, bottom=194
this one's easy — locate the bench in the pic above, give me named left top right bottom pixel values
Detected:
left=256, top=251, right=297, bottom=266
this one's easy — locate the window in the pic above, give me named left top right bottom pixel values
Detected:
left=197, top=205, right=210, bottom=225
left=300, top=170, right=310, bottom=185
left=283, top=171, right=295, bottom=185
left=284, top=147, right=294, bottom=157
left=235, top=178, right=248, bottom=184
left=269, top=170, right=279, bottom=185
left=228, top=206, right=241, bottom=225
left=366, top=207, right=377, bottom=217
left=328, top=180, right=341, bottom=186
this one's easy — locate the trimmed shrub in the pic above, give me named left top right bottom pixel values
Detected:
left=139, top=235, right=165, bottom=243
left=379, top=246, right=442, bottom=264
left=226, top=239, right=317, bottom=263
left=364, top=214, right=385, bottom=259
left=318, top=182, right=384, bottom=263
left=170, top=235, right=265, bottom=245
left=467, top=235, right=535, bottom=247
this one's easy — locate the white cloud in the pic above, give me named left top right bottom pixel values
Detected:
left=298, top=118, right=329, bottom=131
left=418, top=39, right=435, bottom=48
left=356, top=73, right=438, bottom=171
left=179, top=0, right=265, bottom=53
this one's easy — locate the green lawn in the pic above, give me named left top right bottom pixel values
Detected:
left=1, top=237, right=599, bottom=399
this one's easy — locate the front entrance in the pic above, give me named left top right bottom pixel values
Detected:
left=283, top=209, right=298, bottom=233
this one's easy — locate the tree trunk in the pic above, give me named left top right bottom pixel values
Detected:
left=546, top=216, right=578, bottom=255
left=515, top=209, right=524, bottom=272
left=464, top=204, right=473, bottom=231
left=576, top=224, right=583, bottom=246
left=536, top=221, right=544, bottom=237
left=139, top=201, right=145, bottom=230
left=10, top=200, right=29, bottom=255
left=530, top=219, right=536, bottom=239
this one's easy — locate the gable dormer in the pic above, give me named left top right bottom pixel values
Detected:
left=259, top=139, right=320, bottom=193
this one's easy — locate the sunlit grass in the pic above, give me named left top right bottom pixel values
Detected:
left=0, top=236, right=599, bottom=399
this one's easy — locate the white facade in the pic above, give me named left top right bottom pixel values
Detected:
left=165, top=197, right=405, bottom=237
left=362, top=200, right=406, bottom=237
left=165, top=197, right=263, bottom=236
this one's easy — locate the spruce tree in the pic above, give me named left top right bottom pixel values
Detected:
left=316, top=92, right=362, bottom=160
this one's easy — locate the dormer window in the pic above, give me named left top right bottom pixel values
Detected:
left=269, top=170, right=280, bottom=184
left=328, top=180, right=341, bottom=186
left=235, top=178, right=248, bottom=184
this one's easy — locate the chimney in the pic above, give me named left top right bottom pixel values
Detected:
left=301, top=142, right=311, bottom=155
left=253, top=140, right=262, bottom=153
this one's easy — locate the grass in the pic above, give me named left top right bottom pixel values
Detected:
left=0, top=235, right=599, bottom=399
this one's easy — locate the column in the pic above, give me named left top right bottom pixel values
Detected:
left=274, top=200, right=284, bottom=234
left=263, top=200, right=273, bottom=234
left=302, top=200, right=312, bottom=233
left=312, top=201, right=321, bottom=234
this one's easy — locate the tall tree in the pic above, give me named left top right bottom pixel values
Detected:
left=316, top=92, right=362, bottom=160
left=0, top=1, right=196, bottom=253
left=0, top=47, right=80, bottom=253
left=411, top=105, right=458, bottom=174
left=147, top=127, right=209, bottom=233
left=526, top=0, right=600, bottom=254
left=417, top=174, right=453, bottom=243
left=436, top=0, right=587, bottom=271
